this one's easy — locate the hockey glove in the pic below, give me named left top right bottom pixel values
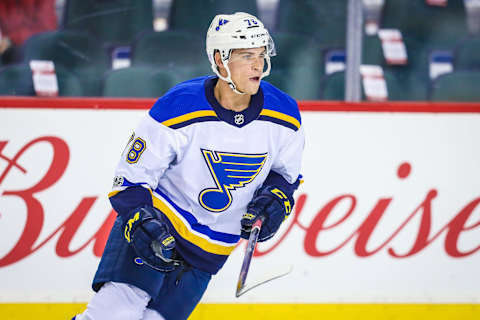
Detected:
left=240, top=185, right=294, bottom=242
left=123, top=205, right=180, bottom=271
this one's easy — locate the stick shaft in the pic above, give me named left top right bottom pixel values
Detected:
left=236, top=216, right=264, bottom=297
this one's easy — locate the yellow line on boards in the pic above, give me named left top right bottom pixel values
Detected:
left=0, top=303, right=479, bottom=320
left=0, top=303, right=85, bottom=319
left=192, top=304, right=480, bottom=320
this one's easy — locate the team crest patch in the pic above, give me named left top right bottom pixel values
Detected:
left=199, top=149, right=267, bottom=212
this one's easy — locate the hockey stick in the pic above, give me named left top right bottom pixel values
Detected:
left=235, top=216, right=293, bottom=297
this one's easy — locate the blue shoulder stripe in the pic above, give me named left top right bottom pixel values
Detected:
left=260, top=80, right=301, bottom=130
left=149, top=76, right=219, bottom=129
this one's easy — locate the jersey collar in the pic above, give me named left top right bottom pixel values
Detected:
left=204, top=76, right=264, bottom=128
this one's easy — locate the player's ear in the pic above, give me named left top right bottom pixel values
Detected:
left=214, top=51, right=227, bottom=76
left=214, top=51, right=224, bottom=68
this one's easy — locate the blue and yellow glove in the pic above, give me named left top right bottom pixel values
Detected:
left=240, top=185, right=294, bottom=242
left=123, top=205, right=180, bottom=271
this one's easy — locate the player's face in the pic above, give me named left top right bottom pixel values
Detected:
left=228, top=47, right=266, bottom=95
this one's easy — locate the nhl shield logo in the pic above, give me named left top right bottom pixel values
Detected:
left=113, top=175, right=124, bottom=187
left=234, top=114, right=244, bottom=126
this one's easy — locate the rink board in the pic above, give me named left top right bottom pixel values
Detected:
left=1, top=303, right=480, bottom=320
left=0, top=98, right=479, bottom=319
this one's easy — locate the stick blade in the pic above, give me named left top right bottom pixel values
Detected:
left=236, top=264, right=293, bottom=297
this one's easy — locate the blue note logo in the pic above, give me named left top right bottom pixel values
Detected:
left=215, top=19, right=229, bottom=31
left=199, top=149, right=267, bottom=212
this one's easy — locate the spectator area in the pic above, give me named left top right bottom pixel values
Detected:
left=0, top=0, right=479, bottom=101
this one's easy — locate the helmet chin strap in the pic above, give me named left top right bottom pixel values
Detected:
left=217, top=61, right=246, bottom=95
left=214, top=55, right=272, bottom=95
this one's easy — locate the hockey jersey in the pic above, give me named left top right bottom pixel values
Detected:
left=108, top=76, right=304, bottom=274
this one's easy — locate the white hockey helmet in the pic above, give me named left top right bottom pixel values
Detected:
left=206, top=12, right=276, bottom=94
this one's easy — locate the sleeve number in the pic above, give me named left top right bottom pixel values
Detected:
left=126, top=137, right=146, bottom=164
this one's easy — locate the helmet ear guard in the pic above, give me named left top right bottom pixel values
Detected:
left=206, top=12, right=276, bottom=94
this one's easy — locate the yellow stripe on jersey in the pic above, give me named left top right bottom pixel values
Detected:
left=161, top=110, right=217, bottom=127
left=260, top=109, right=301, bottom=129
left=108, top=190, right=121, bottom=198
left=151, top=195, right=236, bottom=255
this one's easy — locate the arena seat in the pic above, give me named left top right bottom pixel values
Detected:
left=430, top=70, right=480, bottom=101
left=168, top=0, right=258, bottom=32
left=62, top=0, right=153, bottom=45
left=132, top=30, right=203, bottom=67
left=55, top=65, right=84, bottom=96
left=0, top=63, right=84, bottom=96
left=102, top=66, right=176, bottom=97
left=275, top=0, right=347, bottom=48
left=362, top=34, right=384, bottom=66
left=454, top=36, right=480, bottom=70
left=132, top=30, right=213, bottom=83
left=321, top=70, right=345, bottom=100
left=266, top=68, right=288, bottom=92
left=382, top=69, right=428, bottom=101
left=272, top=32, right=323, bottom=70
left=266, top=32, right=323, bottom=100
left=23, top=31, right=106, bottom=70
left=380, top=0, right=468, bottom=46
left=363, top=35, right=430, bottom=73
left=0, top=64, right=35, bottom=96
left=268, top=66, right=321, bottom=100
left=320, top=69, right=428, bottom=101
left=362, top=34, right=431, bottom=101
left=22, top=30, right=108, bottom=96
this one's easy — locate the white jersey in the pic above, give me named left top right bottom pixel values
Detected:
left=109, top=76, right=304, bottom=273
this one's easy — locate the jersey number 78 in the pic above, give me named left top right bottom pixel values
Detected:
left=126, top=137, right=146, bottom=164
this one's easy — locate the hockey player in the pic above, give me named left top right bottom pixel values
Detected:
left=74, top=12, right=304, bottom=320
